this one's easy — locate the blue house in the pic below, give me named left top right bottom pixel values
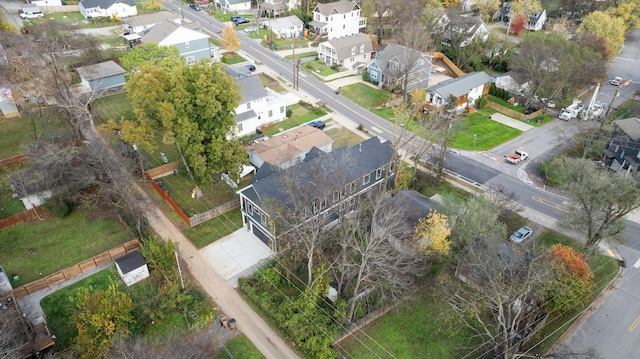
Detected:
left=367, top=43, right=432, bottom=94
left=237, top=137, right=396, bottom=248
left=141, top=20, right=210, bottom=65
left=76, top=60, right=126, bottom=91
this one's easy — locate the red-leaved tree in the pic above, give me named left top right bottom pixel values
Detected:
left=543, top=244, right=595, bottom=312
left=511, top=16, right=526, bottom=36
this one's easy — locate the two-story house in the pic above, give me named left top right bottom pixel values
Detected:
left=425, top=71, right=492, bottom=113
left=140, top=20, right=210, bottom=65
left=526, top=9, right=547, bottom=31
left=261, top=0, right=300, bottom=17
left=604, top=117, right=640, bottom=174
left=79, top=0, right=137, bottom=19
left=440, top=14, right=489, bottom=47
left=235, top=76, right=289, bottom=137
left=237, top=137, right=395, bottom=247
left=317, top=33, right=373, bottom=70
left=215, top=0, right=251, bottom=12
left=122, top=11, right=179, bottom=35
left=366, top=43, right=432, bottom=93
left=308, top=0, right=366, bottom=40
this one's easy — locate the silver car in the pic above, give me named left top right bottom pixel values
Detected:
left=509, top=226, right=532, bottom=243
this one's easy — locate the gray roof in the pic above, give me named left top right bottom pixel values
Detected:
left=428, top=71, right=492, bottom=99
left=76, top=60, right=125, bottom=81
left=443, top=14, right=486, bottom=41
left=530, top=9, right=545, bottom=23
left=236, top=109, right=257, bottom=123
left=269, top=15, right=303, bottom=29
left=501, top=70, right=529, bottom=85
left=614, top=117, right=640, bottom=142
left=226, top=0, right=250, bottom=4
left=141, top=19, right=202, bottom=43
left=80, top=0, right=135, bottom=9
left=327, top=33, right=372, bottom=60
left=389, top=190, right=436, bottom=228
left=122, top=11, right=179, bottom=28
left=115, top=251, right=146, bottom=274
left=371, top=43, right=432, bottom=88
left=239, top=137, right=393, bottom=209
left=237, top=76, right=268, bottom=104
left=314, top=0, right=359, bottom=16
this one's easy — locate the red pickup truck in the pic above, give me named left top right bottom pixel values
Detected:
left=506, top=150, right=528, bottom=164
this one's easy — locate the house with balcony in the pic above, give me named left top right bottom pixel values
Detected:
left=425, top=71, right=492, bottom=113
left=234, top=76, right=289, bottom=137
left=604, top=117, right=640, bottom=174
left=79, top=0, right=137, bottom=19
left=237, top=137, right=395, bottom=247
left=308, top=0, right=366, bottom=40
left=317, top=33, right=372, bottom=70
left=366, top=43, right=432, bottom=93
left=140, top=20, right=210, bottom=65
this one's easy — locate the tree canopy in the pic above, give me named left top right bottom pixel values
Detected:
left=577, top=11, right=626, bottom=60
left=119, top=42, right=183, bottom=71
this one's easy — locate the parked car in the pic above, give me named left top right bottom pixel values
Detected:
left=509, top=226, right=532, bottom=243
left=189, top=3, right=202, bottom=10
left=506, top=150, right=528, bottom=164
left=231, top=16, right=250, bottom=25
left=243, top=26, right=257, bottom=33
left=245, top=64, right=256, bottom=72
left=20, top=11, right=44, bottom=19
left=308, top=121, right=326, bottom=130
left=156, top=181, right=169, bottom=193
left=610, top=77, right=623, bottom=86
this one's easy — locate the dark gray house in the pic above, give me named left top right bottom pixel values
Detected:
left=237, top=137, right=396, bottom=248
left=76, top=60, right=126, bottom=91
left=366, top=43, right=432, bottom=93
left=604, top=117, right=640, bottom=174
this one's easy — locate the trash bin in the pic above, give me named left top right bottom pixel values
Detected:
left=12, top=275, right=19, bottom=281
left=228, top=318, right=236, bottom=330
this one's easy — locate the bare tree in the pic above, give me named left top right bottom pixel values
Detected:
left=106, top=329, right=222, bottom=359
left=389, top=20, right=433, bottom=100
left=0, top=298, right=28, bottom=359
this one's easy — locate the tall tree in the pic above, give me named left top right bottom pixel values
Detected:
left=221, top=25, right=240, bottom=54
left=543, top=244, right=594, bottom=312
left=413, top=210, right=451, bottom=256
left=508, top=0, right=542, bottom=35
left=391, top=20, right=434, bottom=99
left=119, top=42, right=183, bottom=71
left=559, top=157, right=640, bottom=250
left=577, top=11, right=626, bottom=60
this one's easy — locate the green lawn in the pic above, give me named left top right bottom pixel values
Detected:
left=339, top=292, right=483, bottom=359
left=0, top=164, right=30, bottom=219
left=0, top=208, right=131, bottom=284
left=488, top=95, right=525, bottom=113
left=183, top=207, right=243, bottom=248
left=340, top=83, right=393, bottom=110
left=304, top=60, right=340, bottom=77
left=325, top=127, right=368, bottom=148
left=0, top=110, right=72, bottom=159
left=44, top=12, right=120, bottom=28
left=285, top=51, right=317, bottom=60
left=0, top=117, right=33, bottom=159
left=450, top=110, right=523, bottom=150
left=259, top=104, right=329, bottom=137
left=91, top=92, right=135, bottom=122
left=222, top=54, right=247, bottom=64
left=216, top=334, right=265, bottom=359
left=608, top=99, right=640, bottom=123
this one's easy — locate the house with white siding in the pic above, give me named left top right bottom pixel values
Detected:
left=317, top=33, right=372, bottom=70
left=79, top=0, right=137, bottom=19
left=235, top=76, right=289, bottom=137
left=308, top=0, right=366, bottom=40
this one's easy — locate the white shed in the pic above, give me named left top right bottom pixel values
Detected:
left=114, top=251, right=150, bottom=287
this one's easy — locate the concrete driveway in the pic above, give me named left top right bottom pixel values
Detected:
left=200, top=228, right=273, bottom=287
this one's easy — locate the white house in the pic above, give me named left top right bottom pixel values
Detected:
left=494, top=71, right=531, bottom=95
left=317, top=33, right=372, bottom=70
left=425, top=71, right=492, bottom=113
left=440, top=14, right=488, bottom=47
left=235, top=76, right=289, bottom=137
left=263, top=15, right=304, bottom=39
left=248, top=126, right=333, bottom=169
left=122, top=11, right=179, bottom=35
left=79, top=0, right=137, bottom=19
left=526, top=9, right=546, bottom=31
left=215, top=0, right=251, bottom=12
left=29, top=0, right=63, bottom=6
left=261, top=0, right=300, bottom=17
left=114, top=251, right=150, bottom=287
left=309, top=0, right=366, bottom=40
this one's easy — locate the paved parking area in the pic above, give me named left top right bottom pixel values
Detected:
left=200, top=228, right=273, bottom=287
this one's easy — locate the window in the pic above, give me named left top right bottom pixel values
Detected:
left=237, top=123, right=243, bottom=133
left=261, top=212, right=268, bottom=225
left=316, top=14, right=320, bottom=21
left=363, top=174, right=370, bottom=185
left=185, top=41, right=190, bottom=48
left=247, top=102, right=251, bottom=110
left=360, top=45, right=365, bottom=53
left=247, top=202, right=253, bottom=215
left=325, top=16, right=328, bottom=21
left=376, top=167, right=383, bottom=179
left=268, top=110, right=273, bottom=117
left=333, top=191, right=339, bottom=202
left=392, top=61, right=399, bottom=70
left=344, top=14, right=346, bottom=19
left=389, top=161, right=395, bottom=172
left=348, top=197, right=355, bottom=209
left=371, top=71, right=378, bottom=79
left=349, top=181, right=356, bottom=193
left=280, top=106, right=285, bottom=113
left=350, top=58, right=354, bottom=63
left=351, top=47, right=355, bottom=55
left=186, top=56, right=195, bottom=65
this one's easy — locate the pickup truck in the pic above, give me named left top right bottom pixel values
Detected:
left=506, top=150, right=528, bottom=164
left=20, top=11, right=44, bottom=19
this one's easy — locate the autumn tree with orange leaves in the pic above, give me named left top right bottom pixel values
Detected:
left=544, top=244, right=595, bottom=312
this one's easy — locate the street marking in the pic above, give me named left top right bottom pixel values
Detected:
left=371, top=126, right=383, bottom=134
left=628, top=315, right=640, bottom=332
left=616, top=57, right=635, bottom=62
left=532, top=196, right=569, bottom=212
left=633, top=257, right=640, bottom=268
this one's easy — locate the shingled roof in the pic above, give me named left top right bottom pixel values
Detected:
left=314, top=0, right=359, bottom=16
left=428, top=71, right=492, bottom=99
left=76, top=60, right=125, bottom=81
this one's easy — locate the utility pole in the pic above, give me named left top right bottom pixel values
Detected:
left=603, top=80, right=630, bottom=128
left=292, top=42, right=297, bottom=90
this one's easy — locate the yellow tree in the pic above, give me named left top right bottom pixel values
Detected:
left=221, top=25, right=240, bottom=55
left=413, top=210, right=451, bottom=256
left=473, top=0, right=502, bottom=22
left=144, top=0, right=164, bottom=10
left=578, top=11, right=626, bottom=60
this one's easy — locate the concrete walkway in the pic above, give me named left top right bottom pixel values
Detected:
left=489, top=113, right=534, bottom=131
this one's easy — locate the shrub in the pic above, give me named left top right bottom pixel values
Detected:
left=43, top=194, right=77, bottom=217
left=476, top=96, right=488, bottom=109
left=286, top=109, right=292, bottom=118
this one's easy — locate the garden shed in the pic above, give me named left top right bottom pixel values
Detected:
left=76, top=60, right=126, bottom=91
left=114, top=251, right=150, bottom=286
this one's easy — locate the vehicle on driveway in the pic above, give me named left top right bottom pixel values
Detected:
left=506, top=150, right=528, bottom=164
left=243, top=26, right=257, bottom=33
left=308, top=121, right=326, bottom=130
left=610, top=77, right=623, bottom=86
left=231, top=16, right=250, bottom=25
left=510, top=226, right=533, bottom=243
left=20, top=11, right=44, bottom=19
left=245, top=64, right=256, bottom=72
left=189, top=3, right=202, bottom=10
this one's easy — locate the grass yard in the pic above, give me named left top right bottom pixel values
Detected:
left=488, top=95, right=525, bottom=114
left=0, top=110, right=72, bottom=159
left=91, top=92, right=135, bottom=123
left=0, top=164, right=30, bottom=219
left=608, top=99, right=640, bottom=123
left=183, top=207, right=243, bottom=248
left=340, top=83, right=394, bottom=110
left=222, top=54, right=247, bottom=65
left=304, top=60, right=341, bottom=77
left=339, top=292, right=483, bottom=359
left=0, top=208, right=131, bottom=284
left=259, top=104, right=329, bottom=137
left=258, top=73, right=287, bottom=94
left=450, top=110, right=523, bottom=150
left=285, top=51, right=317, bottom=60
left=325, top=127, right=368, bottom=148
left=216, top=334, right=265, bottom=359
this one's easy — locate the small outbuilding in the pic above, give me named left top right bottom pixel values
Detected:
left=114, top=251, right=150, bottom=287
left=76, top=60, right=126, bottom=91
left=0, top=88, right=20, bottom=119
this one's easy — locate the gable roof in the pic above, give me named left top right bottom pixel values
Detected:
left=614, top=117, right=640, bottom=142
left=269, top=15, right=303, bottom=29
left=428, top=71, right=492, bottom=99
left=327, top=33, right=372, bottom=60
left=314, top=0, right=359, bottom=16
left=389, top=190, right=436, bottom=229
left=141, top=20, right=207, bottom=45
left=76, top=60, right=125, bottom=81
left=237, top=76, right=268, bottom=104
left=80, top=0, right=135, bottom=8
left=249, top=126, right=333, bottom=166
left=226, top=0, right=250, bottom=4
left=443, top=14, right=487, bottom=42
left=530, top=9, right=546, bottom=24
left=500, top=70, right=530, bottom=85
left=115, top=251, right=147, bottom=274
left=239, top=137, right=393, bottom=209
left=122, top=11, right=179, bottom=28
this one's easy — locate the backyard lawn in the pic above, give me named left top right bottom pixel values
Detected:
left=340, top=83, right=394, bottom=112
left=216, top=334, right=265, bottom=359
left=450, top=110, right=523, bottom=150
left=91, top=92, right=135, bottom=123
left=304, top=60, right=341, bottom=77
left=183, top=207, right=244, bottom=248
left=0, top=164, right=30, bottom=219
left=325, top=127, right=368, bottom=148
left=0, top=110, right=72, bottom=159
left=0, top=207, right=131, bottom=284
left=259, top=103, right=329, bottom=137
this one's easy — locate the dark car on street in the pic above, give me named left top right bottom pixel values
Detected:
left=189, top=3, right=202, bottom=10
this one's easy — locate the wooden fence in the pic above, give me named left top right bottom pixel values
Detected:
left=486, top=101, right=543, bottom=122
left=39, top=5, right=79, bottom=13
left=0, top=207, right=48, bottom=230
left=189, top=198, right=240, bottom=226
left=0, top=154, right=27, bottom=167
left=11, top=239, right=140, bottom=298
left=432, top=52, right=464, bottom=77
